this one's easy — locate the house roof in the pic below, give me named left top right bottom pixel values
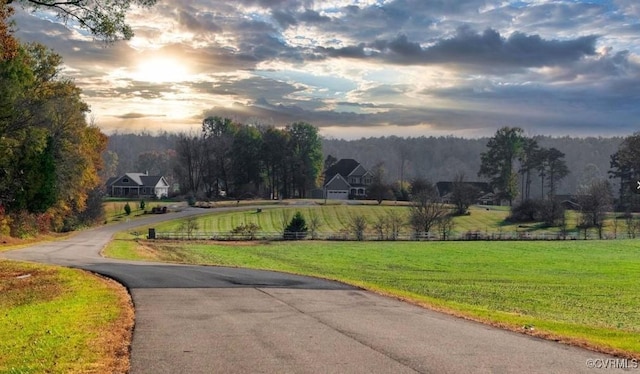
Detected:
left=107, top=173, right=166, bottom=188
left=435, top=181, right=492, bottom=197
left=324, top=159, right=361, bottom=185
left=141, top=175, right=166, bottom=187
left=325, top=174, right=351, bottom=191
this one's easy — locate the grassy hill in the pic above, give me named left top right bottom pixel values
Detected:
left=143, top=203, right=623, bottom=239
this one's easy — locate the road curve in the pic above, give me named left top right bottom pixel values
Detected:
left=1, top=207, right=630, bottom=373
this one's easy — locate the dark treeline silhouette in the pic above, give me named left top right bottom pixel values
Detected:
left=322, top=135, right=623, bottom=197
left=105, top=131, right=623, bottom=200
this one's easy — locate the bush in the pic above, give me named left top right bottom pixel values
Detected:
left=508, top=199, right=543, bottom=222
left=231, top=222, right=260, bottom=240
left=124, top=202, right=132, bottom=216
left=284, top=212, right=308, bottom=240
left=508, top=199, right=565, bottom=227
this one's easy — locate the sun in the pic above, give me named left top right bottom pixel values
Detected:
left=132, top=57, right=190, bottom=83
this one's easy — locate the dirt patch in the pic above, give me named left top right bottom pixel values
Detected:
left=0, top=261, right=64, bottom=308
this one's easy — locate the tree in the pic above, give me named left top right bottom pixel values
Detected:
left=541, top=147, right=569, bottom=199
left=231, top=124, right=262, bottom=196
left=0, top=37, right=107, bottom=233
left=179, top=216, right=200, bottom=239
left=450, top=173, right=479, bottom=215
left=435, top=213, right=455, bottom=240
left=408, top=179, right=448, bottom=237
left=478, top=127, right=524, bottom=206
left=8, top=0, right=158, bottom=42
left=287, top=122, right=322, bottom=198
left=576, top=179, right=613, bottom=239
left=367, top=161, right=392, bottom=204
left=174, top=132, right=205, bottom=196
left=202, top=116, right=237, bottom=198
left=0, top=4, right=19, bottom=60
left=517, top=137, right=540, bottom=200
left=284, top=211, right=308, bottom=240
left=609, top=133, right=640, bottom=211
left=307, top=211, right=322, bottom=239
left=347, top=214, right=367, bottom=241
left=261, top=127, right=289, bottom=200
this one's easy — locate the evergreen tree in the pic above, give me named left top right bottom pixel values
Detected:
left=284, top=211, right=308, bottom=240
left=478, top=127, right=524, bottom=205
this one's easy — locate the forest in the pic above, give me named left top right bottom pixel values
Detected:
left=106, top=129, right=625, bottom=199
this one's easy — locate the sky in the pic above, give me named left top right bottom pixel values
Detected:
left=10, top=0, right=640, bottom=139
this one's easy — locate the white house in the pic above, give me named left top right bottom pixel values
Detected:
left=106, top=172, right=170, bottom=199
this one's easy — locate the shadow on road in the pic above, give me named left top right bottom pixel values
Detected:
left=79, top=263, right=358, bottom=290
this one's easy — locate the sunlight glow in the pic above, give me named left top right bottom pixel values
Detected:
left=132, top=57, right=191, bottom=83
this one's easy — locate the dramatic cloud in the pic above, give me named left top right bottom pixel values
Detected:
left=319, top=28, right=598, bottom=70
left=10, top=0, right=640, bottom=138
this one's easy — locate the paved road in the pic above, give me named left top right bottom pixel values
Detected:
left=1, top=208, right=632, bottom=373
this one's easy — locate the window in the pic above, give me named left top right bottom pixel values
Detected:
left=123, top=178, right=129, bottom=183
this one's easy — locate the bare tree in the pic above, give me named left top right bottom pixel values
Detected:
left=367, top=162, right=392, bottom=204
left=451, top=173, right=480, bottom=215
left=435, top=213, right=455, bottom=240
left=348, top=214, right=368, bottom=241
left=178, top=217, right=199, bottom=239
left=576, top=179, right=613, bottom=239
left=409, top=180, right=448, bottom=238
left=308, top=211, right=322, bottom=239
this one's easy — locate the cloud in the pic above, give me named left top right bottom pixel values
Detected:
left=318, top=27, right=598, bottom=70
left=10, top=0, right=640, bottom=138
left=115, top=113, right=168, bottom=119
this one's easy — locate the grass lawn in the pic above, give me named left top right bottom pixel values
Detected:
left=0, top=260, right=133, bottom=373
left=144, top=204, right=626, bottom=239
left=105, top=238, right=640, bottom=358
left=149, top=205, right=523, bottom=235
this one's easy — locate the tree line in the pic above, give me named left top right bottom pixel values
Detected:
left=172, top=117, right=323, bottom=200
left=1, top=5, right=107, bottom=237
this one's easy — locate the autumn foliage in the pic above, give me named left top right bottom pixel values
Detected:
left=0, top=3, right=107, bottom=237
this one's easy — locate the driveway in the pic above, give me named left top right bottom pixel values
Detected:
left=1, top=208, right=629, bottom=373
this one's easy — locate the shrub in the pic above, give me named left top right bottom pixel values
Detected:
left=231, top=222, right=260, bottom=240
left=508, top=199, right=543, bottom=222
left=124, top=202, right=132, bottom=216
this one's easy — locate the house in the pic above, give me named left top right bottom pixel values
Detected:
left=323, top=159, right=372, bottom=200
left=435, top=181, right=497, bottom=205
left=106, top=172, right=170, bottom=199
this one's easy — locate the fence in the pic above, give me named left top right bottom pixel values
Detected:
left=147, top=229, right=629, bottom=241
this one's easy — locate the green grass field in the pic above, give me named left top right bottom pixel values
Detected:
left=145, top=204, right=623, bottom=238
left=149, top=205, right=516, bottom=234
left=105, top=238, right=640, bottom=357
left=0, top=260, right=132, bottom=373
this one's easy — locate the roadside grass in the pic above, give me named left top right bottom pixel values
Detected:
left=105, top=238, right=640, bottom=358
left=0, top=232, right=75, bottom=253
left=0, top=260, right=133, bottom=373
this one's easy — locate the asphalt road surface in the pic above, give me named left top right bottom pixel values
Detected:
left=1, top=207, right=633, bottom=373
